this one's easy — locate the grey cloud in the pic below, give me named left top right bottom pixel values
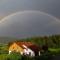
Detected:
left=0, top=11, right=60, bottom=38
left=0, top=0, right=60, bottom=19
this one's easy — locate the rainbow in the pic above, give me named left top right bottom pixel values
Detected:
left=0, top=10, right=60, bottom=23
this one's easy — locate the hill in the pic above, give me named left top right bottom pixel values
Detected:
left=0, top=35, right=60, bottom=48
left=16, top=35, right=60, bottom=48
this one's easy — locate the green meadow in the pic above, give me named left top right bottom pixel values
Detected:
left=0, top=35, right=60, bottom=60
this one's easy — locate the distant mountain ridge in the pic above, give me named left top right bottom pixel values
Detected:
left=0, top=37, right=19, bottom=43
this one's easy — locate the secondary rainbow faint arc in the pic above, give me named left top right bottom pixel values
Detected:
left=0, top=10, right=60, bottom=23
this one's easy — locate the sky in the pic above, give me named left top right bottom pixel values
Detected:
left=0, top=0, right=60, bottom=38
left=0, top=11, right=60, bottom=38
left=0, top=0, right=60, bottom=19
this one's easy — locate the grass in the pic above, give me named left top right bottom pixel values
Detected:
left=48, top=48, right=60, bottom=56
left=49, top=48, right=60, bottom=52
left=0, top=53, right=22, bottom=60
left=0, top=43, right=60, bottom=60
left=0, top=54, right=7, bottom=60
left=0, top=50, right=59, bottom=60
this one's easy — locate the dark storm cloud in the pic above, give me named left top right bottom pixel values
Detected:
left=0, top=0, right=60, bottom=19
left=0, top=11, right=60, bottom=38
left=0, top=0, right=60, bottom=38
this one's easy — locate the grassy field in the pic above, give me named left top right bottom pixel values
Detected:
left=0, top=35, right=60, bottom=60
left=0, top=42, right=60, bottom=60
left=49, top=48, right=60, bottom=52
left=0, top=54, right=22, bottom=60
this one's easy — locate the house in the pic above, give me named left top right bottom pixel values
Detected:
left=8, top=41, right=41, bottom=57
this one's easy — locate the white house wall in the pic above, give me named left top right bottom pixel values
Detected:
left=23, top=48, right=35, bottom=57
left=22, top=44, right=35, bottom=56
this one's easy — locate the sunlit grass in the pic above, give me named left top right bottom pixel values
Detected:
left=49, top=48, right=60, bottom=52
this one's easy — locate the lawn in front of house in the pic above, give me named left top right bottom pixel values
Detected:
left=0, top=53, right=22, bottom=60
left=49, top=48, right=60, bottom=52
left=48, top=48, right=60, bottom=55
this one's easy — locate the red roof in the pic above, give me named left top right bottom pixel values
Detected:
left=15, top=42, right=33, bottom=49
left=16, top=42, right=41, bottom=51
left=10, top=41, right=41, bottom=51
left=28, top=45, right=41, bottom=52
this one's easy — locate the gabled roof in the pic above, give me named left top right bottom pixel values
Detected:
left=15, top=42, right=33, bottom=49
left=9, top=41, right=41, bottom=51
left=28, top=45, right=41, bottom=52
left=16, top=42, right=33, bottom=47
